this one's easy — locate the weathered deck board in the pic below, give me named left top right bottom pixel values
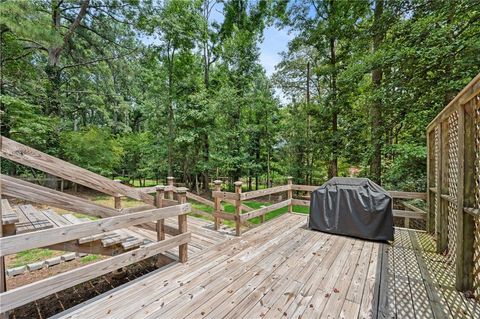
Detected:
left=41, top=217, right=479, bottom=319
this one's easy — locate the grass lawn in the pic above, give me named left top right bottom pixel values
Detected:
left=189, top=199, right=309, bottom=227
left=8, top=249, right=63, bottom=268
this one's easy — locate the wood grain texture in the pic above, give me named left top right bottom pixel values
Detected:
left=393, top=209, right=427, bottom=220
left=212, top=191, right=240, bottom=201
left=1, top=174, right=118, bottom=218
left=0, top=232, right=191, bottom=313
left=240, top=184, right=291, bottom=200
left=0, top=203, right=191, bottom=256
left=1, top=199, right=19, bottom=225
left=240, top=199, right=291, bottom=221
left=1, top=137, right=153, bottom=204
left=388, top=191, right=427, bottom=200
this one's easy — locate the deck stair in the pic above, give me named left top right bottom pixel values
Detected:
left=1, top=199, right=149, bottom=255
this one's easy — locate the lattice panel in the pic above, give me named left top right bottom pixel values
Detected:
left=447, top=111, right=459, bottom=263
left=473, top=95, right=480, bottom=299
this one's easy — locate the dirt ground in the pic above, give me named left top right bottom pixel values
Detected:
left=8, top=256, right=172, bottom=319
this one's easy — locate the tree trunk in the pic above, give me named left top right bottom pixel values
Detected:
left=328, top=34, right=338, bottom=178
left=167, top=48, right=175, bottom=176
left=370, top=0, right=384, bottom=184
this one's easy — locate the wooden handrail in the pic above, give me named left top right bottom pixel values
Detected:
left=240, top=185, right=290, bottom=201
left=0, top=137, right=154, bottom=205
left=241, top=200, right=291, bottom=221
left=0, top=203, right=191, bottom=256
left=291, top=184, right=317, bottom=192
left=464, top=207, right=479, bottom=217
left=427, top=73, right=480, bottom=131
left=1, top=174, right=118, bottom=218
left=393, top=209, right=426, bottom=220
left=0, top=232, right=191, bottom=313
left=388, top=191, right=427, bottom=200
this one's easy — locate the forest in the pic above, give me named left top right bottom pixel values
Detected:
left=1, top=0, right=479, bottom=192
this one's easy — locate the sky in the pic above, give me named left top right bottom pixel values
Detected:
left=258, top=25, right=292, bottom=77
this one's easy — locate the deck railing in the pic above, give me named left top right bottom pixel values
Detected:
left=0, top=204, right=191, bottom=313
left=426, top=73, right=480, bottom=294
left=211, top=177, right=427, bottom=236
left=0, top=137, right=192, bottom=315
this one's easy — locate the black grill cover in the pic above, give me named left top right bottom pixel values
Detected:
left=309, top=177, right=394, bottom=241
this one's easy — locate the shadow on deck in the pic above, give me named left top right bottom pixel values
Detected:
left=10, top=213, right=480, bottom=319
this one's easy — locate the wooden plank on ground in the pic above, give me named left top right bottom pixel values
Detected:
left=0, top=232, right=191, bottom=312
left=0, top=136, right=154, bottom=204
left=13, top=206, right=35, bottom=234
left=42, top=210, right=71, bottom=227
left=1, top=199, right=19, bottom=225
left=18, top=205, right=53, bottom=230
left=0, top=203, right=191, bottom=256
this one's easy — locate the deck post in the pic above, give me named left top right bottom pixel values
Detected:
left=177, top=187, right=188, bottom=262
left=234, top=181, right=243, bottom=236
left=167, top=176, right=175, bottom=200
left=213, top=180, right=222, bottom=230
left=0, top=201, right=6, bottom=318
left=155, top=185, right=165, bottom=241
left=427, top=130, right=435, bottom=234
left=437, top=121, right=449, bottom=253
left=113, top=179, right=122, bottom=210
left=287, top=176, right=293, bottom=214
left=456, top=102, right=475, bottom=291
left=0, top=198, right=6, bottom=294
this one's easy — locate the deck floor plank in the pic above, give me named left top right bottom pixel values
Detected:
left=44, top=214, right=479, bottom=319
left=58, top=214, right=303, bottom=319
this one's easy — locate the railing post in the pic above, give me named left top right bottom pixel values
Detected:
left=113, top=179, right=122, bottom=209
left=234, top=181, right=243, bottom=236
left=213, top=180, right=222, bottom=230
left=177, top=187, right=188, bottom=262
left=0, top=197, right=6, bottom=298
left=437, top=121, right=449, bottom=253
left=155, top=185, right=165, bottom=241
left=167, top=176, right=175, bottom=200
left=287, top=176, right=293, bottom=214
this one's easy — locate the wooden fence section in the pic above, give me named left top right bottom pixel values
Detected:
left=426, top=73, right=480, bottom=294
left=211, top=177, right=427, bottom=236
left=291, top=184, right=428, bottom=228
left=0, top=204, right=191, bottom=313
left=0, top=139, right=197, bottom=314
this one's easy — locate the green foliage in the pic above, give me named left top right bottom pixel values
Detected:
left=0, top=95, right=56, bottom=149
left=1, top=0, right=478, bottom=192
left=60, top=127, right=123, bottom=176
left=382, top=144, right=427, bottom=192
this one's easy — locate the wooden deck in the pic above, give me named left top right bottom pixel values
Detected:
left=43, top=213, right=479, bottom=319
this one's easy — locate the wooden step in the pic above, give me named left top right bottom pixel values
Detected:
left=1, top=199, right=19, bottom=225
left=42, top=210, right=72, bottom=227
left=14, top=205, right=53, bottom=234
left=19, top=204, right=53, bottom=230
left=101, top=233, right=128, bottom=247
